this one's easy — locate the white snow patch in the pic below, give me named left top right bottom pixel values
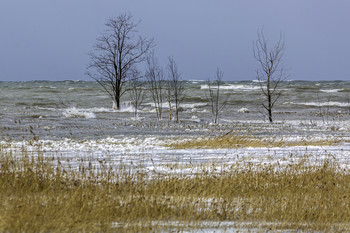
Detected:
left=2, top=136, right=350, bottom=175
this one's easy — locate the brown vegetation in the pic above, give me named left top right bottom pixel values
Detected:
left=168, top=131, right=339, bottom=149
left=1, top=148, right=350, bottom=232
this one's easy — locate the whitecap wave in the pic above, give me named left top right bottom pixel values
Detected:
left=39, top=86, right=57, bottom=89
left=200, top=84, right=260, bottom=91
left=293, top=101, right=350, bottom=107
left=181, top=103, right=207, bottom=108
left=238, top=108, right=249, bottom=113
left=188, top=79, right=205, bottom=83
left=252, top=80, right=266, bottom=83
left=62, top=107, right=96, bottom=119
left=144, top=102, right=207, bottom=109
left=320, top=89, right=344, bottom=93
left=114, top=102, right=136, bottom=112
left=87, top=107, right=115, bottom=113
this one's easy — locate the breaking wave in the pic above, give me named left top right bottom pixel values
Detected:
left=292, top=101, right=350, bottom=107
left=200, top=84, right=260, bottom=91
left=320, top=89, right=344, bottom=93
left=62, top=107, right=96, bottom=119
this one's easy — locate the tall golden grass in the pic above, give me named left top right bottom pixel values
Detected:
left=168, top=130, right=339, bottom=149
left=1, top=150, right=350, bottom=232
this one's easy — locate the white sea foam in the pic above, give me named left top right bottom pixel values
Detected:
left=86, top=107, right=114, bottom=113
left=106, top=102, right=137, bottom=113
left=188, top=79, right=205, bottom=82
left=191, top=115, right=201, bottom=122
left=181, top=103, right=207, bottom=108
left=294, top=101, right=350, bottom=107
left=189, top=80, right=205, bottom=84
left=143, top=102, right=169, bottom=108
left=200, top=84, right=260, bottom=91
left=252, top=79, right=266, bottom=83
left=62, top=107, right=96, bottom=119
left=238, top=108, right=249, bottom=113
left=320, top=89, right=344, bottom=93
left=144, top=102, right=207, bottom=109
left=116, top=102, right=136, bottom=112
left=39, top=86, right=57, bottom=89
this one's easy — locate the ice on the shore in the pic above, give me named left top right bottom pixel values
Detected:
left=2, top=133, right=350, bottom=175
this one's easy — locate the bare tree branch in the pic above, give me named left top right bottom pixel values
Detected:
left=167, top=56, right=184, bottom=123
left=206, top=67, right=229, bottom=124
left=86, top=13, right=154, bottom=110
left=253, top=28, right=287, bottom=123
left=145, top=51, right=165, bottom=120
left=128, top=69, right=144, bottom=120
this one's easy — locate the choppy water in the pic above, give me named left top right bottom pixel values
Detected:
left=0, top=80, right=350, bottom=140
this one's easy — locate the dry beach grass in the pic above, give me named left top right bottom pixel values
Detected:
left=1, top=148, right=350, bottom=232
left=169, top=130, right=340, bottom=149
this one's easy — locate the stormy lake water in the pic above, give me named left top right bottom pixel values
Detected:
left=0, top=80, right=349, bottom=140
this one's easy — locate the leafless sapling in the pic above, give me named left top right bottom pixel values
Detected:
left=145, top=52, right=165, bottom=120
left=86, top=13, right=153, bottom=110
left=253, top=28, right=287, bottom=123
left=206, top=67, right=228, bottom=124
left=167, top=57, right=184, bottom=123
left=166, top=81, right=173, bottom=121
left=128, top=70, right=144, bottom=120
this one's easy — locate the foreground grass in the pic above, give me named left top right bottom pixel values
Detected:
left=1, top=152, right=350, bottom=232
left=169, top=131, right=339, bottom=149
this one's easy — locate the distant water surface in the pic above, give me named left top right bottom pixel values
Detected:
left=0, top=80, right=349, bottom=140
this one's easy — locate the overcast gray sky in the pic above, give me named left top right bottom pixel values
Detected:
left=0, top=0, right=349, bottom=81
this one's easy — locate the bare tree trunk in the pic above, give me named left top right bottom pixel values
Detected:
left=113, top=95, right=121, bottom=110
left=145, top=52, right=165, bottom=120
left=128, top=70, right=144, bottom=120
left=167, top=86, right=173, bottom=121
left=253, top=28, right=287, bottom=123
left=206, top=67, right=228, bottom=124
left=167, top=57, right=184, bottom=123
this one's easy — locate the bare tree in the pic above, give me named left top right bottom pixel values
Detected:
left=86, top=13, right=153, bottom=110
left=253, top=28, right=287, bottom=123
left=206, top=67, right=228, bottom=124
left=167, top=56, right=184, bottom=123
left=128, top=70, right=144, bottom=120
left=166, top=81, right=173, bottom=121
left=145, top=52, right=165, bottom=120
